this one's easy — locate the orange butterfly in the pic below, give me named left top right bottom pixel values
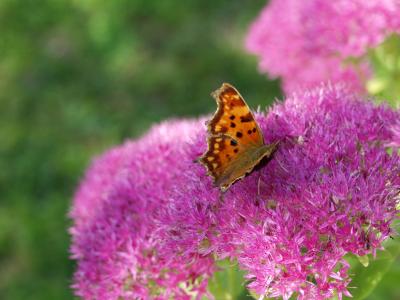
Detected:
left=198, top=83, right=278, bottom=192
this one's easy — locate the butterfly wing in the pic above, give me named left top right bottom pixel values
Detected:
left=199, top=83, right=276, bottom=191
left=199, top=134, right=276, bottom=191
left=207, top=83, right=264, bottom=146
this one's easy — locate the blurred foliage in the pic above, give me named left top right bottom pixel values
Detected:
left=207, top=259, right=253, bottom=300
left=345, top=238, right=400, bottom=300
left=0, top=0, right=398, bottom=299
left=0, top=1, right=278, bottom=299
left=367, top=34, right=400, bottom=106
left=207, top=239, right=400, bottom=300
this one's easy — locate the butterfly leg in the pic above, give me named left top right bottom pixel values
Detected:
left=218, top=191, right=225, bottom=203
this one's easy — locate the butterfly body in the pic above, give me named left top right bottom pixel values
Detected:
left=198, top=83, right=277, bottom=192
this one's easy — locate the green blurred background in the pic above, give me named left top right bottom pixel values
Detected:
left=0, top=1, right=398, bottom=299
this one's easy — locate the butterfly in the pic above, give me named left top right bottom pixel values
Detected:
left=198, top=83, right=278, bottom=192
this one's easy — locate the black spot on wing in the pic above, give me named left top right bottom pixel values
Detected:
left=240, top=113, right=253, bottom=123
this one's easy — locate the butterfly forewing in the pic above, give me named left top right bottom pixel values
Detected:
left=207, top=83, right=264, bottom=147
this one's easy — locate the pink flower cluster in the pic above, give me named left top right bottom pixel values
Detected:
left=70, top=85, right=400, bottom=299
left=70, top=120, right=215, bottom=300
left=246, top=0, right=400, bottom=93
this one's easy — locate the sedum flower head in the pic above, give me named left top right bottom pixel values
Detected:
left=245, top=0, right=400, bottom=93
left=159, top=85, right=400, bottom=299
left=70, top=85, right=400, bottom=299
left=70, top=120, right=215, bottom=300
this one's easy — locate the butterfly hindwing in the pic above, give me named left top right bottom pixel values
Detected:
left=199, top=134, right=243, bottom=182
